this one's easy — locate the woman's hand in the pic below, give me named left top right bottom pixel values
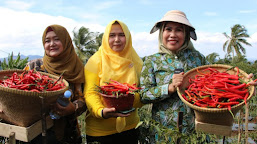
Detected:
left=247, top=73, right=257, bottom=86
left=52, top=101, right=76, bottom=117
left=102, top=108, right=130, bottom=119
left=247, top=73, right=257, bottom=95
left=168, top=72, right=184, bottom=94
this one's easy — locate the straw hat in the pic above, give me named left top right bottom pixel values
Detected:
left=150, top=10, right=197, bottom=40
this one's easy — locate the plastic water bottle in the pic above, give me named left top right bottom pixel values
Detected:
left=174, top=56, right=184, bottom=74
left=49, top=90, right=72, bottom=119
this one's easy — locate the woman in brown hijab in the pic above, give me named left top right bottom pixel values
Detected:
left=24, top=24, right=87, bottom=144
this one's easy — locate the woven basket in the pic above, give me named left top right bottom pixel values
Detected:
left=177, top=64, right=255, bottom=126
left=100, top=93, right=134, bottom=111
left=0, top=69, right=69, bottom=127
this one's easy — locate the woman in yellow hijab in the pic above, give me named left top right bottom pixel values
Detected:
left=24, top=24, right=87, bottom=144
left=84, top=20, right=143, bottom=144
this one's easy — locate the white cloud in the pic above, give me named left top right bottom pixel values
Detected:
left=248, top=32, right=257, bottom=43
left=192, top=31, right=226, bottom=58
left=194, top=31, right=257, bottom=60
left=246, top=32, right=257, bottom=60
left=239, top=10, right=256, bottom=14
left=196, top=32, right=225, bottom=43
left=0, top=7, right=256, bottom=62
left=80, top=13, right=101, bottom=20
left=4, top=0, right=33, bottom=10
left=132, top=31, right=158, bottom=57
left=0, top=7, right=104, bottom=58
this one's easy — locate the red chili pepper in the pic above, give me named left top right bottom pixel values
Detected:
left=244, top=92, right=249, bottom=105
left=227, top=105, right=235, bottom=118
left=183, top=67, right=250, bottom=112
left=30, top=89, right=40, bottom=92
left=97, top=79, right=141, bottom=97
left=229, top=96, right=243, bottom=102
left=0, top=69, right=65, bottom=92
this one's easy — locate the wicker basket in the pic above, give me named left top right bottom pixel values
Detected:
left=177, top=64, right=255, bottom=127
left=0, top=69, right=69, bottom=127
left=100, top=93, right=134, bottom=111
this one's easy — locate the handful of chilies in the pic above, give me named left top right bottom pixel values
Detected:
left=96, top=80, right=141, bottom=97
left=0, top=69, right=66, bottom=92
left=182, top=67, right=257, bottom=118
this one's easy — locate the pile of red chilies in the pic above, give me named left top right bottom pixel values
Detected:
left=0, top=69, right=65, bottom=92
left=182, top=67, right=255, bottom=114
left=97, top=80, right=141, bottom=96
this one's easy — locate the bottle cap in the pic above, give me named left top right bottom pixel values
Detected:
left=64, top=90, right=72, bottom=98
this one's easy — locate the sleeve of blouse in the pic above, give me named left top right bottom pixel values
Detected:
left=139, top=56, right=170, bottom=104
left=84, top=67, right=104, bottom=118
left=72, top=83, right=87, bottom=117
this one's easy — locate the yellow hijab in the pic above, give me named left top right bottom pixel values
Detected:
left=85, top=20, right=142, bottom=132
left=42, top=24, right=84, bottom=84
left=95, top=20, right=142, bottom=86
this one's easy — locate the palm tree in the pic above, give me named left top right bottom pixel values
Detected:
left=95, top=32, right=103, bottom=47
left=206, top=52, right=219, bottom=64
left=73, top=26, right=93, bottom=51
left=73, top=26, right=95, bottom=63
left=73, top=26, right=103, bottom=64
left=223, top=24, right=252, bottom=59
left=232, top=55, right=248, bottom=64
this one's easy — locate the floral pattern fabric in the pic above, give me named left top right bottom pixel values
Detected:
left=140, top=48, right=208, bottom=142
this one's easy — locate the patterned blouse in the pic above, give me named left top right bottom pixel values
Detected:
left=140, top=48, right=208, bottom=141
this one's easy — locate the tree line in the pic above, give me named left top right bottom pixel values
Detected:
left=0, top=24, right=255, bottom=77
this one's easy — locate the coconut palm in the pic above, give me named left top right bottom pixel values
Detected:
left=206, top=52, right=219, bottom=64
left=95, top=32, right=103, bottom=47
left=72, top=26, right=95, bottom=63
left=73, top=26, right=103, bottom=64
left=223, top=24, right=252, bottom=59
left=232, top=55, right=248, bottom=64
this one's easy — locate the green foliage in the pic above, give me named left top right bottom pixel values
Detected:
left=206, top=52, right=220, bottom=64
left=72, top=26, right=103, bottom=64
left=223, top=24, right=251, bottom=59
left=78, top=112, right=87, bottom=143
left=138, top=105, right=218, bottom=143
left=1, top=52, right=29, bottom=70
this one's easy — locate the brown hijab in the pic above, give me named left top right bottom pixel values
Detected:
left=42, top=24, right=84, bottom=84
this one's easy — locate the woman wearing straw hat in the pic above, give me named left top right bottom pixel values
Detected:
left=83, top=20, right=143, bottom=144
left=139, top=10, right=209, bottom=143
left=22, top=24, right=87, bottom=144
left=139, top=10, right=257, bottom=143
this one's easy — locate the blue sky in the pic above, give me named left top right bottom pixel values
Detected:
left=0, top=0, right=257, bottom=60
